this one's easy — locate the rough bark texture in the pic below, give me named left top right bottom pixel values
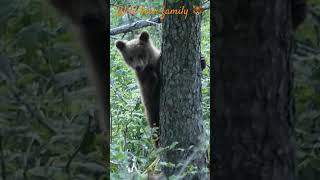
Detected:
left=213, top=1, right=295, bottom=180
left=159, top=2, right=208, bottom=179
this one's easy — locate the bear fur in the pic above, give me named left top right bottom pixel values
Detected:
left=115, top=31, right=205, bottom=147
left=116, top=32, right=161, bottom=146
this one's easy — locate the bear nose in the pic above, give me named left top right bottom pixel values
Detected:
left=135, top=66, right=142, bottom=72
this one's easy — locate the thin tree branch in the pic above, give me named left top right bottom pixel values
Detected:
left=65, top=114, right=92, bottom=173
left=110, top=17, right=161, bottom=36
left=23, top=136, right=36, bottom=180
left=176, top=141, right=208, bottom=178
left=0, top=136, right=6, bottom=180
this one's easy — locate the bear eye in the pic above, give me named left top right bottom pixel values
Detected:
left=129, top=57, right=133, bottom=61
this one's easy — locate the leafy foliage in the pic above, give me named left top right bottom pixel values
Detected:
left=0, top=0, right=106, bottom=179
left=293, top=1, right=320, bottom=179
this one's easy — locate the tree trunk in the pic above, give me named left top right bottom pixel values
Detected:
left=159, top=1, right=208, bottom=179
left=213, top=1, right=295, bottom=180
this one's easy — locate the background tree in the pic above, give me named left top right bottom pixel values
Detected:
left=213, top=0, right=305, bottom=179
left=159, top=1, right=208, bottom=179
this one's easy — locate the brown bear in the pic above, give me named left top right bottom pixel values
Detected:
left=48, top=0, right=108, bottom=137
left=115, top=31, right=206, bottom=147
left=116, top=32, right=161, bottom=146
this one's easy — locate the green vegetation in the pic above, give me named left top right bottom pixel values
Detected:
left=293, top=2, right=320, bottom=179
left=110, top=1, right=210, bottom=178
left=0, top=0, right=106, bottom=179
left=0, top=0, right=318, bottom=179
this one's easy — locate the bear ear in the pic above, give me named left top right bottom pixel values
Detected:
left=139, top=31, right=149, bottom=42
left=115, top=40, right=126, bottom=50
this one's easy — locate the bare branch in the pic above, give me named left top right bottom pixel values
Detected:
left=110, top=17, right=161, bottom=36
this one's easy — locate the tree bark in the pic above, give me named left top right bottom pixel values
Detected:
left=159, top=1, right=208, bottom=179
left=213, top=1, right=295, bottom=180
